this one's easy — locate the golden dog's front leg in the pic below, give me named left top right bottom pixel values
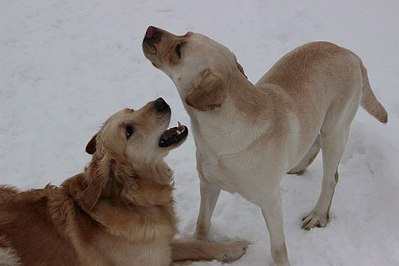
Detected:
left=171, top=239, right=250, bottom=263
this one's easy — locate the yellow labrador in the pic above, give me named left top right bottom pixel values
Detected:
left=142, top=27, right=388, bottom=266
left=0, top=98, right=249, bottom=266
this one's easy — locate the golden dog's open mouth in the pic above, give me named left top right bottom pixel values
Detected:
left=159, top=122, right=188, bottom=148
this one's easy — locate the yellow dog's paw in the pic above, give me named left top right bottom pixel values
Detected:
left=301, top=211, right=329, bottom=230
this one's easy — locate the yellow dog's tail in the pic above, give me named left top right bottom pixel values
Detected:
left=360, top=62, right=388, bottom=124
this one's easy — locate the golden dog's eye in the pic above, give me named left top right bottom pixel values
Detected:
left=125, top=125, right=134, bottom=139
left=175, top=43, right=181, bottom=58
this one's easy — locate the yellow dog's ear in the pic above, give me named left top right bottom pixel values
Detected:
left=236, top=60, right=247, bottom=79
left=185, top=68, right=225, bottom=111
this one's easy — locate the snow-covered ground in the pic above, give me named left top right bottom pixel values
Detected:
left=1, top=1, right=398, bottom=265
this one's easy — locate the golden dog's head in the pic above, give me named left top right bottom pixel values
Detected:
left=86, top=97, right=187, bottom=163
left=142, top=26, right=247, bottom=111
left=66, top=98, right=188, bottom=210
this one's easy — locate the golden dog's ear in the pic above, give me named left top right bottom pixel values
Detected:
left=65, top=157, right=110, bottom=210
left=185, top=68, right=225, bottom=111
left=86, top=133, right=98, bottom=154
left=79, top=158, right=110, bottom=210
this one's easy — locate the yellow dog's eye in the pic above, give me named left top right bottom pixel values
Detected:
left=125, top=125, right=134, bottom=139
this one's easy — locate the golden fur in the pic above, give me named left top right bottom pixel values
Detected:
left=0, top=99, right=248, bottom=265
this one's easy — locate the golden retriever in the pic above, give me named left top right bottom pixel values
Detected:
left=0, top=98, right=249, bottom=266
left=142, top=27, right=388, bottom=265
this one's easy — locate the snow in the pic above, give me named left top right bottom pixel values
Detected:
left=1, top=0, right=398, bottom=265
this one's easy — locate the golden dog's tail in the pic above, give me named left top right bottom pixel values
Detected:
left=360, top=62, right=388, bottom=124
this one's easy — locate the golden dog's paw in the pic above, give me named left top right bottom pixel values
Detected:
left=218, top=240, right=251, bottom=263
left=301, top=211, right=329, bottom=230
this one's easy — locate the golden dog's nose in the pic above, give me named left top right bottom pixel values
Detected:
left=155, top=97, right=170, bottom=113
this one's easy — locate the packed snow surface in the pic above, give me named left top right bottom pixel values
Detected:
left=1, top=1, right=398, bottom=265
